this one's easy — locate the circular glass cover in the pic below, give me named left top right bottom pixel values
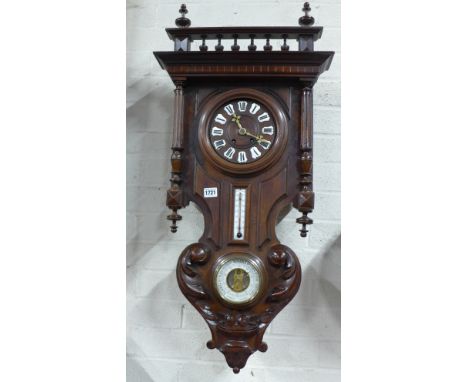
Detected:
left=214, top=256, right=262, bottom=305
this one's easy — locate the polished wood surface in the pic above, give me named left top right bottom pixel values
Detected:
left=165, top=26, right=323, bottom=41
left=153, top=2, right=334, bottom=373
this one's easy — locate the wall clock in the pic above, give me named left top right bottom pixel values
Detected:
left=153, top=2, right=334, bottom=373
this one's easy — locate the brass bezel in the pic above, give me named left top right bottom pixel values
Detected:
left=212, top=253, right=266, bottom=308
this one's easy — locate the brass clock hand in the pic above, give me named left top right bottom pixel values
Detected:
left=232, top=114, right=250, bottom=137
left=232, top=114, right=270, bottom=144
left=238, top=129, right=270, bottom=144
left=232, top=114, right=243, bottom=129
left=246, top=131, right=267, bottom=143
left=256, top=136, right=270, bottom=144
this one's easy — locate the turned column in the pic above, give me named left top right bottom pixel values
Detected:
left=294, top=81, right=316, bottom=237
left=166, top=80, right=185, bottom=232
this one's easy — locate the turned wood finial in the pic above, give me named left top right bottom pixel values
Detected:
left=263, top=34, right=272, bottom=51
left=281, top=34, right=290, bottom=51
left=248, top=34, right=257, bottom=51
left=215, top=34, right=224, bottom=52
left=231, top=34, right=240, bottom=51
left=298, top=2, right=315, bottom=26
left=199, top=35, right=208, bottom=51
left=175, top=3, right=191, bottom=28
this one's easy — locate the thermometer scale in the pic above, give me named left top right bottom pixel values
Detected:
left=233, top=189, right=246, bottom=240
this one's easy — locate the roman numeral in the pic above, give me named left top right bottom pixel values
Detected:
left=258, top=112, right=270, bottom=122
left=237, top=151, right=247, bottom=163
left=211, top=127, right=224, bottom=136
left=237, top=101, right=248, bottom=112
left=213, top=139, right=226, bottom=150
left=249, top=103, right=260, bottom=115
left=259, top=140, right=271, bottom=150
left=250, top=146, right=262, bottom=159
left=262, top=126, right=274, bottom=135
left=224, top=147, right=236, bottom=159
left=224, top=104, right=235, bottom=116
left=215, top=114, right=227, bottom=124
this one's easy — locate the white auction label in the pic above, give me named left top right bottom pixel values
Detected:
left=203, top=187, right=218, bottom=198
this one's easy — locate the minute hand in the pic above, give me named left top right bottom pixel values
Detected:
left=232, top=115, right=269, bottom=144
left=243, top=130, right=269, bottom=144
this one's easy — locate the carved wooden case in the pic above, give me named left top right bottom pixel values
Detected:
left=153, top=2, right=334, bottom=373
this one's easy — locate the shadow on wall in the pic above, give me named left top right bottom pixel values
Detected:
left=126, top=73, right=205, bottom=266
left=127, top=356, right=156, bottom=382
left=265, top=233, right=341, bottom=344
left=127, top=77, right=173, bottom=129
left=300, top=234, right=341, bottom=309
left=317, top=234, right=341, bottom=292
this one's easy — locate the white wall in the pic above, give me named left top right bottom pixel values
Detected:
left=127, top=1, right=340, bottom=381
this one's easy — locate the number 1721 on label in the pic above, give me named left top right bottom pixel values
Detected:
left=203, top=187, right=218, bottom=198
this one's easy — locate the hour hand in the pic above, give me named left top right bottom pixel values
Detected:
left=232, top=114, right=242, bottom=128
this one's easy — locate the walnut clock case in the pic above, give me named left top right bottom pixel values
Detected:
left=153, top=3, right=334, bottom=374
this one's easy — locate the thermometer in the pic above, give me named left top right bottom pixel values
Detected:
left=233, top=189, right=246, bottom=240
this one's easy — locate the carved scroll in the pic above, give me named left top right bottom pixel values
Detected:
left=177, top=243, right=211, bottom=299
left=176, top=243, right=301, bottom=374
left=267, top=244, right=300, bottom=302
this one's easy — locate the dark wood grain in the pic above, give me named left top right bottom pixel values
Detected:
left=165, top=26, right=323, bottom=41
left=153, top=51, right=334, bottom=85
left=155, top=51, right=334, bottom=67
left=154, top=3, right=334, bottom=373
left=166, top=81, right=185, bottom=232
left=166, top=80, right=311, bottom=372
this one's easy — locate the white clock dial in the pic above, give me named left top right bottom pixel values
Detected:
left=233, top=189, right=246, bottom=240
left=214, top=256, right=262, bottom=305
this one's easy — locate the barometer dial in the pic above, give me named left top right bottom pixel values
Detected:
left=214, top=256, right=263, bottom=305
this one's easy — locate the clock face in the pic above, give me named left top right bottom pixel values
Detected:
left=208, top=99, right=277, bottom=165
left=214, top=256, right=263, bottom=305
